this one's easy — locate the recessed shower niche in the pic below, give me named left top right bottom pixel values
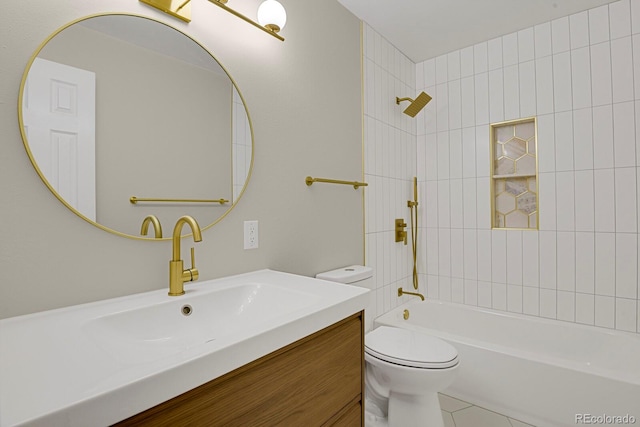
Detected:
left=490, top=118, right=538, bottom=230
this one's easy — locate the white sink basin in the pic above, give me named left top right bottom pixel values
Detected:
left=83, top=282, right=320, bottom=364
left=0, top=269, right=368, bottom=427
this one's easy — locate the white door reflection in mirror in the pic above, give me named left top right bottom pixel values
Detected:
left=23, top=58, right=96, bottom=220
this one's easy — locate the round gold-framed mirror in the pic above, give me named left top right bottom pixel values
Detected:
left=18, top=13, right=254, bottom=240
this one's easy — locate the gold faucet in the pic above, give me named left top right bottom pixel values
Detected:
left=398, top=287, right=425, bottom=301
left=140, top=215, right=163, bottom=238
left=169, top=215, right=202, bottom=296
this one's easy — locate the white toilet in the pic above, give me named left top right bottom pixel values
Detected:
left=316, top=266, right=459, bottom=427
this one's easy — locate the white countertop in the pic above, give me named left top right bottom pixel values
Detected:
left=0, top=269, right=369, bottom=427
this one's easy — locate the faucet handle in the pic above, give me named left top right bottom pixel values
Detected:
left=187, top=247, right=199, bottom=282
left=190, top=247, right=196, bottom=269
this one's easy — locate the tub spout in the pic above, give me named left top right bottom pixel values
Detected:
left=398, top=287, right=425, bottom=301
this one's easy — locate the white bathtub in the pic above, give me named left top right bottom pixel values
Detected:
left=374, top=300, right=640, bottom=427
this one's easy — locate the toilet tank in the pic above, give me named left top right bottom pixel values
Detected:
left=316, top=265, right=374, bottom=332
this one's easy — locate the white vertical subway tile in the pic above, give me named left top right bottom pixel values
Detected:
left=477, top=177, right=491, bottom=228
left=451, top=229, right=464, bottom=278
left=611, top=37, right=634, bottom=103
left=426, top=228, right=439, bottom=275
left=555, top=111, right=574, bottom=171
left=557, top=291, right=576, bottom=321
left=503, top=65, right=520, bottom=120
left=463, top=229, right=478, bottom=279
left=447, top=51, right=461, bottom=81
left=520, top=61, right=537, bottom=118
left=540, top=289, right=557, bottom=318
left=634, top=35, right=640, bottom=99
left=460, top=46, right=475, bottom=78
left=424, top=58, right=436, bottom=88
left=436, top=54, right=448, bottom=85
left=595, top=232, right=616, bottom=296
left=462, top=127, right=476, bottom=178
left=616, top=233, right=638, bottom=298
left=557, top=232, right=576, bottom=291
left=523, top=286, right=540, bottom=315
left=535, top=56, right=554, bottom=115
left=488, top=37, right=503, bottom=71
left=451, top=278, right=464, bottom=303
left=437, top=83, right=450, bottom=132
left=573, top=108, right=594, bottom=170
left=448, top=79, right=462, bottom=130
left=633, top=0, right=640, bottom=34
left=506, top=231, right=523, bottom=285
left=575, top=170, right=595, bottom=231
left=449, top=129, right=463, bottom=179
left=538, top=172, right=557, bottom=230
left=477, top=229, right=492, bottom=282
left=461, top=76, right=476, bottom=128
left=474, top=42, right=488, bottom=74
left=427, top=275, right=440, bottom=299
left=474, top=73, right=490, bottom=125
left=590, top=42, right=613, bottom=106
left=424, top=85, right=437, bottom=134
left=489, top=69, right=505, bottom=123
left=492, top=283, right=507, bottom=311
left=425, top=133, right=438, bottom=181
left=416, top=60, right=424, bottom=91
left=570, top=11, right=590, bottom=49
left=437, top=131, right=450, bottom=179
left=609, top=0, right=632, bottom=39
left=576, top=232, right=596, bottom=293
left=592, top=105, right=615, bottom=169
left=594, top=168, right=616, bottom=232
left=439, top=228, right=451, bottom=278
left=576, top=293, right=595, bottom=325
left=595, top=295, right=615, bottom=328
left=478, top=281, right=492, bottom=308
left=475, top=126, right=490, bottom=177
left=553, top=52, right=573, bottom=112
left=535, top=22, right=553, bottom=58
left=464, top=280, right=479, bottom=305
left=589, top=5, right=611, bottom=45
left=613, top=102, right=637, bottom=168
left=537, top=114, right=556, bottom=172
left=615, top=167, right=638, bottom=232
left=571, top=47, right=592, bottom=110
left=507, top=284, right=523, bottom=313
left=552, top=16, right=571, bottom=53
left=438, top=180, right=451, bottom=229
left=616, top=298, right=638, bottom=332
left=491, top=230, right=507, bottom=284
left=503, top=32, right=519, bottom=66
left=519, top=27, right=535, bottom=62
left=556, top=171, right=576, bottom=231
left=539, top=231, right=558, bottom=290
left=463, top=178, right=477, bottom=229
left=637, top=101, right=640, bottom=166
left=522, top=231, right=539, bottom=287
left=450, top=179, right=464, bottom=229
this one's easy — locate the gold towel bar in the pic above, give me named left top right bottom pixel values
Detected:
left=305, top=176, right=368, bottom=190
left=130, top=196, right=229, bottom=205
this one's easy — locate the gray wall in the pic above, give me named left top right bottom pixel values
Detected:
left=0, top=0, right=363, bottom=318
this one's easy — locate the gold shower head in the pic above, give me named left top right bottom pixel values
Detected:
left=396, top=91, right=432, bottom=117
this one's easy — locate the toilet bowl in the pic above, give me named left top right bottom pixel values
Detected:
left=315, top=266, right=459, bottom=427
left=364, top=326, right=459, bottom=427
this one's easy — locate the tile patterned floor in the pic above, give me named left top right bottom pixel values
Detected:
left=439, top=393, right=535, bottom=427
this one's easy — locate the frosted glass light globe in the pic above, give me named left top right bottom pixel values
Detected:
left=257, top=0, right=286, bottom=32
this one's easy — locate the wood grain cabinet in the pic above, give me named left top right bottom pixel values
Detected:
left=115, top=312, right=364, bottom=426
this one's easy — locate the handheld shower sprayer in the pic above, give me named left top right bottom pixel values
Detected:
left=408, top=177, right=419, bottom=290
left=396, top=91, right=432, bottom=117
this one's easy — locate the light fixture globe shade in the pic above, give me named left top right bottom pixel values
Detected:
left=257, top=0, right=286, bottom=32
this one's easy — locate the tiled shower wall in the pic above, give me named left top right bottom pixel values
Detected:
left=364, top=0, right=640, bottom=334
left=362, top=23, right=421, bottom=329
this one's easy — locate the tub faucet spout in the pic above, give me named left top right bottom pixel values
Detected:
left=398, top=287, right=425, bottom=301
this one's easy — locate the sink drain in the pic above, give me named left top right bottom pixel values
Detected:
left=181, top=304, right=193, bottom=316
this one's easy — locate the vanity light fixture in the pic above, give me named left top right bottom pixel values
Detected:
left=139, top=0, right=287, bottom=41
left=208, top=0, right=286, bottom=41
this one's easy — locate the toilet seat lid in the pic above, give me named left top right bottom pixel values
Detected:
left=365, top=326, right=458, bottom=369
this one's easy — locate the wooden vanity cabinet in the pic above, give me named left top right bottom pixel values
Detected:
left=115, top=312, right=364, bottom=426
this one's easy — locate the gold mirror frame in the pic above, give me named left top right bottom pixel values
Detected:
left=18, top=13, right=254, bottom=240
